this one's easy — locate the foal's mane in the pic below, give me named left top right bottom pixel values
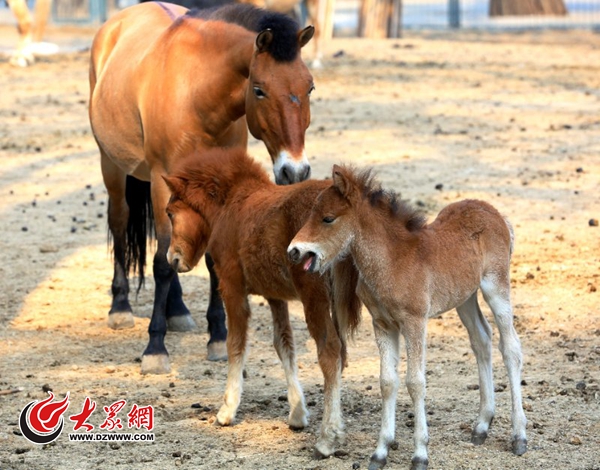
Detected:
left=185, top=3, right=300, bottom=62
left=340, top=166, right=427, bottom=232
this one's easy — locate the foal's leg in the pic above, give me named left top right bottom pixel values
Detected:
left=216, top=277, right=250, bottom=425
left=456, top=292, right=495, bottom=445
left=267, top=299, right=308, bottom=429
left=403, top=318, right=429, bottom=470
left=481, top=276, right=527, bottom=456
left=369, top=321, right=400, bottom=470
left=100, top=152, right=134, bottom=330
left=301, top=290, right=344, bottom=458
left=204, top=253, right=228, bottom=361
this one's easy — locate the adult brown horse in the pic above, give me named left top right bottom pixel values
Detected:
left=89, top=2, right=315, bottom=374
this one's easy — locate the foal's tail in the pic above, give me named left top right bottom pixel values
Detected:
left=125, top=175, right=155, bottom=292
left=331, top=257, right=362, bottom=369
left=503, top=215, right=515, bottom=258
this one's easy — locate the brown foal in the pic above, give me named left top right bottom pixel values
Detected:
left=288, top=165, right=527, bottom=470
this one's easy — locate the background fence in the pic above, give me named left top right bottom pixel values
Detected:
left=1, top=0, right=600, bottom=30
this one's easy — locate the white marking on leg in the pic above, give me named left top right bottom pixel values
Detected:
left=217, top=345, right=248, bottom=425
left=481, top=278, right=527, bottom=445
left=371, top=322, right=400, bottom=463
left=315, top=358, right=344, bottom=456
left=404, top=320, right=429, bottom=465
left=456, top=293, right=495, bottom=440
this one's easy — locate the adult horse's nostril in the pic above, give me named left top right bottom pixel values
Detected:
left=299, top=164, right=311, bottom=182
left=280, top=165, right=294, bottom=185
left=288, top=247, right=300, bottom=264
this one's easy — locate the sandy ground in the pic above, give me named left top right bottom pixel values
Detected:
left=0, top=24, right=599, bottom=470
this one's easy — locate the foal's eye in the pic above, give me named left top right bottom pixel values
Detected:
left=323, top=216, right=335, bottom=224
left=167, top=212, right=173, bottom=220
left=253, top=86, right=266, bottom=99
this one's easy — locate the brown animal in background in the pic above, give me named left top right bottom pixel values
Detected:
left=6, top=0, right=52, bottom=66
left=163, top=148, right=361, bottom=458
left=288, top=165, right=527, bottom=470
left=89, top=2, right=316, bottom=374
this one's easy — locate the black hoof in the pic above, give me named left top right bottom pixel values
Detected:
left=512, top=438, right=527, bottom=456
left=411, top=457, right=429, bottom=470
left=289, top=424, right=305, bottom=432
left=368, top=455, right=386, bottom=470
left=471, top=430, right=488, bottom=445
left=312, top=448, right=329, bottom=460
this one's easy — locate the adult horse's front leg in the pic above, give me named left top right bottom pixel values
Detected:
left=205, top=253, right=227, bottom=361
left=165, top=273, right=196, bottom=332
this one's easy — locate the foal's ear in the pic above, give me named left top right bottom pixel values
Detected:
left=255, top=29, right=274, bottom=54
left=298, top=25, right=315, bottom=49
left=162, top=175, right=186, bottom=195
left=332, top=165, right=352, bottom=199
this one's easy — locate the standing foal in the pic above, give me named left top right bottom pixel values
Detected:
left=288, top=165, right=527, bottom=470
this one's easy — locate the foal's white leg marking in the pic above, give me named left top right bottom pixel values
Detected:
left=216, top=345, right=248, bottom=426
left=404, top=318, right=430, bottom=468
left=456, top=293, right=495, bottom=443
left=480, top=277, right=527, bottom=454
left=269, top=302, right=309, bottom=429
left=315, top=359, right=344, bottom=457
left=370, top=322, right=400, bottom=468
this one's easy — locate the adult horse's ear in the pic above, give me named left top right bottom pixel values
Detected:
left=332, top=165, right=350, bottom=198
left=298, top=25, right=315, bottom=49
left=162, top=175, right=185, bottom=195
left=255, top=29, right=273, bottom=53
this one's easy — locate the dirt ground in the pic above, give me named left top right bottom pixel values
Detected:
left=0, top=24, right=599, bottom=470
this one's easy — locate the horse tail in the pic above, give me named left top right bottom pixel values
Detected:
left=125, top=175, right=154, bottom=293
left=331, top=257, right=362, bottom=370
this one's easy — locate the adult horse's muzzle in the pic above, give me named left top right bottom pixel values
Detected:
left=273, top=150, right=311, bottom=185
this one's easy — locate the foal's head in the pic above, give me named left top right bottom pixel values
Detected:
left=163, top=176, right=210, bottom=273
left=245, top=14, right=315, bottom=185
left=288, top=165, right=360, bottom=274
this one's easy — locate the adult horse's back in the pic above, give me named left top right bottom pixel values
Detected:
left=89, top=2, right=315, bottom=374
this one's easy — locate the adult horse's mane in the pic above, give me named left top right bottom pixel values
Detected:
left=185, top=3, right=301, bottom=62
left=338, top=165, right=427, bottom=232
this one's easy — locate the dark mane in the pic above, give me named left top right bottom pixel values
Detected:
left=344, top=166, right=427, bottom=232
left=186, top=3, right=300, bottom=62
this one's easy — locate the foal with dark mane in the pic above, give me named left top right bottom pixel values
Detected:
left=289, top=165, right=527, bottom=470
left=89, top=2, right=315, bottom=373
left=163, top=148, right=361, bottom=457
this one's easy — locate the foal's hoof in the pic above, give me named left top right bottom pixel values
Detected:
left=512, top=437, right=527, bottom=456
left=107, top=312, right=135, bottom=330
left=471, top=430, right=488, bottom=446
left=368, top=455, right=387, bottom=470
left=410, top=457, right=429, bottom=470
left=207, top=341, right=228, bottom=361
left=141, top=354, right=171, bottom=375
left=167, top=314, right=197, bottom=332
left=312, top=447, right=331, bottom=460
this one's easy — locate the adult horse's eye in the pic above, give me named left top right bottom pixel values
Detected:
left=323, top=216, right=335, bottom=224
left=308, top=85, right=315, bottom=96
left=253, top=86, right=266, bottom=99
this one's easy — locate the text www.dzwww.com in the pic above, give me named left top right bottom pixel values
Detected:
left=68, top=433, right=155, bottom=442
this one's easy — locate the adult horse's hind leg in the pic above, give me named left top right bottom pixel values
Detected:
left=455, top=292, right=495, bottom=446
left=205, top=253, right=228, bottom=361
left=480, top=276, right=527, bottom=456
left=267, top=299, right=308, bottom=429
left=101, top=152, right=135, bottom=330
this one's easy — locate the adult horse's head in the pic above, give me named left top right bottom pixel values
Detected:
left=245, top=15, right=315, bottom=185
